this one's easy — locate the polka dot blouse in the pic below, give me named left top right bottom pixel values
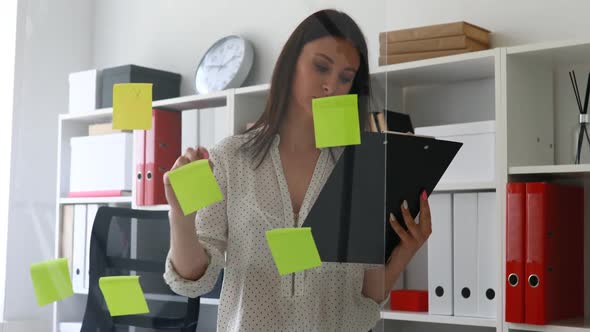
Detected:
left=164, top=132, right=382, bottom=331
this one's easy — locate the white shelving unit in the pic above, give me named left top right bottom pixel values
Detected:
left=52, top=89, right=250, bottom=332
left=506, top=319, right=590, bottom=332
left=502, top=38, right=590, bottom=332
left=381, top=309, right=497, bottom=328
left=54, top=39, right=590, bottom=332
left=58, top=196, right=133, bottom=205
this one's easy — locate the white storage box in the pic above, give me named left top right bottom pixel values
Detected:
left=68, top=69, right=101, bottom=114
left=69, top=133, right=133, bottom=194
left=415, top=120, right=495, bottom=185
left=59, top=322, right=82, bottom=332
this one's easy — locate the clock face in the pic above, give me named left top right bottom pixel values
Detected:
left=195, top=36, right=248, bottom=94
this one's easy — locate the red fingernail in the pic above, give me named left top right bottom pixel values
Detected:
left=421, top=190, right=428, bottom=200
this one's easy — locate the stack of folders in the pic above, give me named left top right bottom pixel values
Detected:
left=62, top=203, right=105, bottom=293
left=378, top=21, right=490, bottom=65
left=427, top=191, right=498, bottom=318
left=135, top=109, right=181, bottom=206
left=505, top=182, right=584, bottom=325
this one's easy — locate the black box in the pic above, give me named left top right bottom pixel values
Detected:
left=100, top=64, right=181, bottom=108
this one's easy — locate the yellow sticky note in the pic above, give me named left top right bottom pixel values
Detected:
left=265, top=227, right=322, bottom=276
left=168, top=159, right=224, bottom=216
left=112, top=83, right=153, bottom=130
left=30, top=258, right=74, bottom=306
left=99, top=276, right=149, bottom=316
left=312, top=94, right=361, bottom=148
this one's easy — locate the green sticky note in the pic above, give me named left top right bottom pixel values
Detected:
left=312, top=94, right=361, bottom=148
left=99, top=276, right=149, bottom=316
left=265, top=227, right=322, bottom=276
left=112, top=83, right=153, bottom=130
left=168, top=159, right=224, bottom=216
left=30, top=258, right=74, bottom=306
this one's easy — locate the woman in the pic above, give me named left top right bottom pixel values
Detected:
left=164, top=9, right=432, bottom=331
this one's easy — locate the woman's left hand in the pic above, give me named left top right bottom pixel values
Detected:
left=388, top=190, right=432, bottom=264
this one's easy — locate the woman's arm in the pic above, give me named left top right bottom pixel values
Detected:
left=169, top=211, right=210, bottom=281
left=165, top=146, right=227, bottom=282
left=362, top=193, right=432, bottom=303
left=362, top=246, right=413, bottom=303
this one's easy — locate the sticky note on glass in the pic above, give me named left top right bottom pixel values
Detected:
left=265, top=227, right=322, bottom=276
left=99, top=276, right=149, bottom=316
left=30, top=258, right=74, bottom=306
left=312, top=94, right=361, bottom=148
left=167, top=159, right=224, bottom=216
left=112, top=83, right=153, bottom=130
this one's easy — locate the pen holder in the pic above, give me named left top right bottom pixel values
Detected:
left=573, top=114, right=590, bottom=164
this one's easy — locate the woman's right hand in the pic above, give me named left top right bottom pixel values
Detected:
left=164, top=146, right=213, bottom=221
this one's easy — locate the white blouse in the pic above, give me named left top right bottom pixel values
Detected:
left=164, top=132, right=382, bottom=331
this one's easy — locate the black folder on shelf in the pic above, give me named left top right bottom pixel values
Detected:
left=302, top=131, right=462, bottom=265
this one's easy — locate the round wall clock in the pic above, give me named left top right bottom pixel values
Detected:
left=195, top=35, right=254, bottom=94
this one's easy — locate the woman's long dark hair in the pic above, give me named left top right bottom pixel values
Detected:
left=240, top=9, right=371, bottom=168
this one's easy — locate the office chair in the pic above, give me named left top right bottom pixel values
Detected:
left=80, top=206, right=200, bottom=331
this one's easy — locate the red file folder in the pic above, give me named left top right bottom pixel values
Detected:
left=134, top=129, right=146, bottom=206
left=505, top=182, right=526, bottom=323
left=145, top=109, right=181, bottom=205
left=525, top=182, right=584, bottom=325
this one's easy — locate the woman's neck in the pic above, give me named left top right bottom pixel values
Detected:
left=279, top=108, right=318, bottom=153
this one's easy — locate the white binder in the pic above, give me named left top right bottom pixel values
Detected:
left=72, top=204, right=87, bottom=293
left=392, top=271, right=405, bottom=290
left=427, top=193, right=453, bottom=315
left=476, top=192, right=498, bottom=318
left=453, top=193, right=478, bottom=317
left=405, top=239, right=428, bottom=290
left=84, top=204, right=101, bottom=289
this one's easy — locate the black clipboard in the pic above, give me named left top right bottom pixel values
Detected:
left=302, top=131, right=462, bottom=265
left=385, top=110, right=414, bottom=134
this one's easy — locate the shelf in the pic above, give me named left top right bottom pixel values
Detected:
left=433, top=181, right=496, bottom=192
left=201, top=298, right=220, bottom=306
left=59, top=196, right=132, bottom=204
left=133, top=204, right=170, bottom=211
left=152, top=90, right=229, bottom=111
left=509, top=164, right=590, bottom=179
left=234, top=83, right=270, bottom=97
left=380, top=310, right=496, bottom=328
left=58, top=90, right=230, bottom=125
left=506, top=39, right=590, bottom=66
left=507, top=318, right=590, bottom=332
left=73, top=288, right=214, bottom=305
left=59, top=108, right=115, bottom=124
left=370, top=49, right=497, bottom=86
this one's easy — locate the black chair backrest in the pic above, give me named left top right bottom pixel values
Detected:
left=81, top=206, right=200, bottom=332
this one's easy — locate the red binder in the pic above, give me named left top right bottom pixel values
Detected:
left=525, top=182, right=584, bottom=325
left=134, top=130, right=146, bottom=206
left=505, top=182, right=526, bottom=323
left=145, top=109, right=181, bottom=205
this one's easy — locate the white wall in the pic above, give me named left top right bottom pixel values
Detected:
left=384, top=0, right=590, bottom=47
left=92, top=0, right=590, bottom=95
left=5, top=0, right=94, bottom=324
left=92, top=0, right=389, bottom=96
left=0, top=0, right=18, bottom=323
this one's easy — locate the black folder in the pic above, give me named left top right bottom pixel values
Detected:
left=385, top=109, right=414, bottom=134
left=302, top=131, right=462, bottom=265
